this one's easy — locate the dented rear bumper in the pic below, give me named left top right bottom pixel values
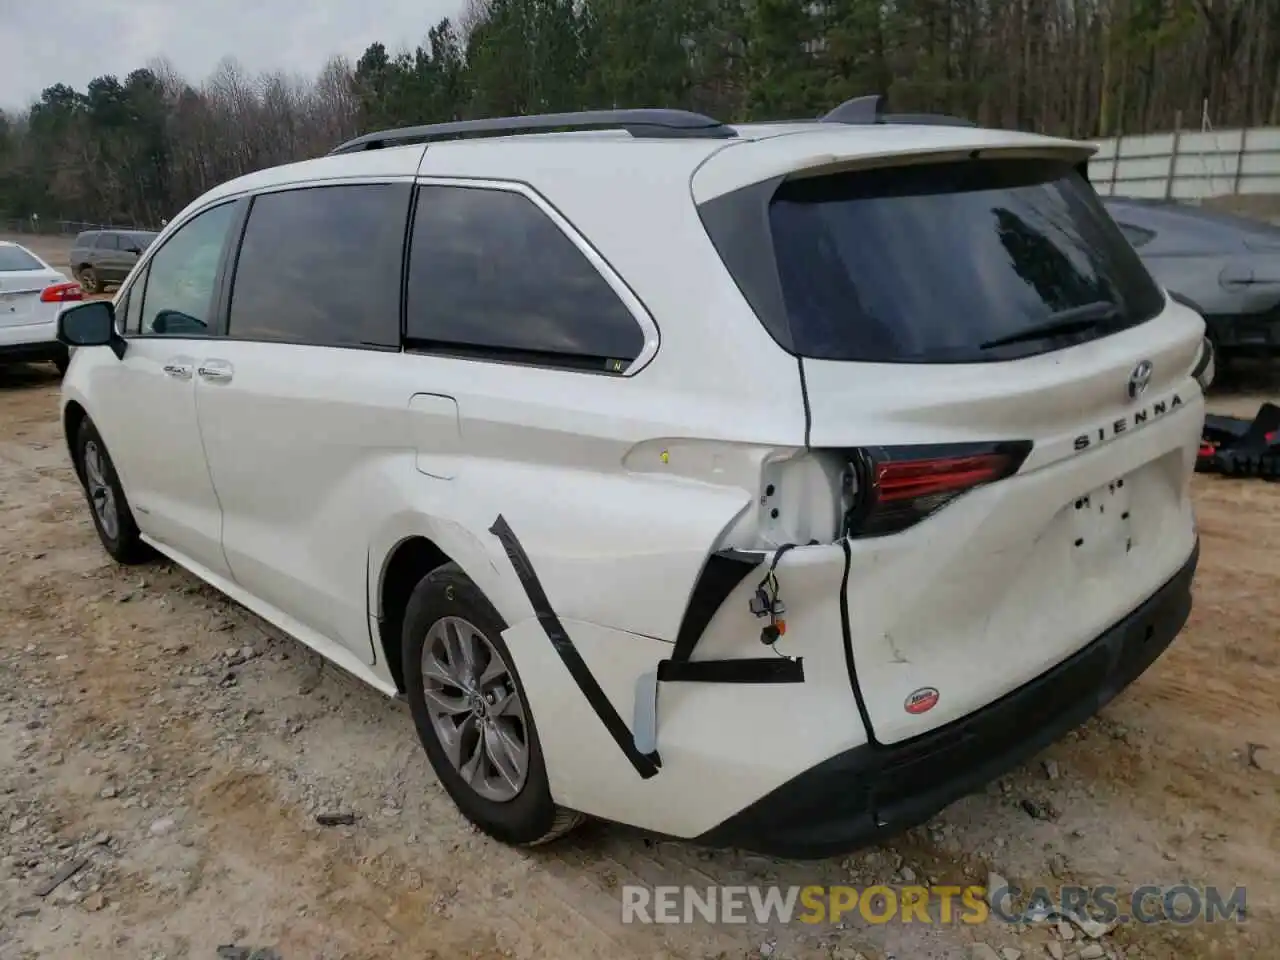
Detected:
left=694, top=539, right=1198, bottom=860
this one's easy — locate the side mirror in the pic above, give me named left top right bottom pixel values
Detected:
left=57, top=301, right=125, bottom=359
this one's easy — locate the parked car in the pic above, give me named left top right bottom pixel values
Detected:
left=1103, top=196, right=1280, bottom=366
left=55, top=101, right=1211, bottom=859
left=0, top=241, right=83, bottom=374
left=68, top=229, right=159, bottom=294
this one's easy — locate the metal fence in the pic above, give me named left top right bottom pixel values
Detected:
left=1, top=217, right=161, bottom=236
left=1088, top=124, right=1280, bottom=200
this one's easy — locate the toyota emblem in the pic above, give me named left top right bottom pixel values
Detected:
left=1127, top=360, right=1153, bottom=400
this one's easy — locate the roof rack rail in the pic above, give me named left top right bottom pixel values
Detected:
left=820, top=95, right=975, bottom=128
left=329, top=108, right=736, bottom=155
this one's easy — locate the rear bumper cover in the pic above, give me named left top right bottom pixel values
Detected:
left=696, top=539, right=1199, bottom=859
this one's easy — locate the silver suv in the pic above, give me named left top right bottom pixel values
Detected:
left=69, top=229, right=158, bottom=293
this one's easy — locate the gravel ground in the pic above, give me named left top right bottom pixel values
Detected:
left=0, top=231, right=1277, bottom=960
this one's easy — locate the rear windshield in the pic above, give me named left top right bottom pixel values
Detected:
left=767, top=158, right=1166, bottom=363
left=0, top=247, right=44, bottom=271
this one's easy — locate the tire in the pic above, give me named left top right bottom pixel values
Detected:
left=73, top=418, right=153, bottom=565
left=402, top=562, right=582, bottom=846
left=53, top=350, right=70, bottom=377
left=78, top=266, right=100, bottom=294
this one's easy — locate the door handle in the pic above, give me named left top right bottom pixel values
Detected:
left=162, top=361, right=193, bottom=380
left=197, top=360, right=233, bottom=383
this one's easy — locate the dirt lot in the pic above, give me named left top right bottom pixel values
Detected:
left=0, top=231, right=1278, bottom=959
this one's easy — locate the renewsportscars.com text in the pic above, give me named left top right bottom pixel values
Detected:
left=620, top=884, right=1247, bottom=926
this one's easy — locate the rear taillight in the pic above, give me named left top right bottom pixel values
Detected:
left=843, top=442, right=1032, bottom=538
left=40, top=282, right=83, bottom=303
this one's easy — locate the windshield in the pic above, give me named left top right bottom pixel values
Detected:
left=0, top=246, right=45, bottom=272
left=767, top=158, right=1166, bottom=363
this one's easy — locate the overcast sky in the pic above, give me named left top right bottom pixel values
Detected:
left=2, top=0, right=460, bottom=111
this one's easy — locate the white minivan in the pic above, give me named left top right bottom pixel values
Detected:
left=56, top=100, right=1211, bottom=858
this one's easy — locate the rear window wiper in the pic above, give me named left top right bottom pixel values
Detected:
left=980, top=301, right=1124, bottom=350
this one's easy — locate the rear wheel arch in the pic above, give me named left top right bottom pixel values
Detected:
left=376, top=535, right=453, bottom=693
left=63, top=402, right=89, bottom=481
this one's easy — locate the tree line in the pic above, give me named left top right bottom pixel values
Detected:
left=2, top=0, right=1277, bottom=228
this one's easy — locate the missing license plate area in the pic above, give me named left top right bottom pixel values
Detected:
left=1070, top=474, right=1134, bottom=556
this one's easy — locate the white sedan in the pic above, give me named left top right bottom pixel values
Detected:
left=0, top=240, right=85, bottom=375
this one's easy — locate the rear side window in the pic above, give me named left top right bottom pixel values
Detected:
left=0, top=246, right=43, bottom=271
left=761, top=158, right=1166, bottom=363
left=405, top=185, right=645, bottom=372
left=227, top=183, right=409, bottom=349
left=100, top=234, right=120, bottom=250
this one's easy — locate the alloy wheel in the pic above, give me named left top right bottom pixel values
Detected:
left=421, top=616, right=530, bottom=802
left=82, top=440, right=119, bottom=541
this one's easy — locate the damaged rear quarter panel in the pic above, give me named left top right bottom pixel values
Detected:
left=437, top=451, right=754, bottom=643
